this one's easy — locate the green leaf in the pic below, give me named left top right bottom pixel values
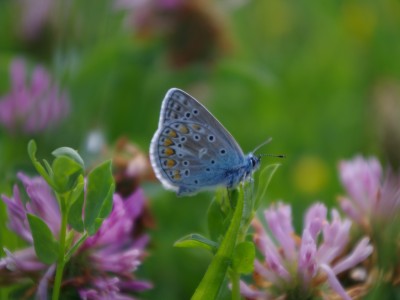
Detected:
left=27, top=140, right=55, bottom=189
left=52, top=156, right=84, bottom=193
left=174, top=234, right=218, bottom=252
left=255, top=163, right=280, bottom=209
left=90, top=183, right=115, bottom=234
left=207, top=198, right=226, bottom=242
left=52, top=147, right=84, bottom=169
left=232, top=241, right=255, bottom=274
left=67, top=181, right=85, bottom=232
left=84, top=160, right=115, bottom=235
left=27, top=214, right=59, bottom=264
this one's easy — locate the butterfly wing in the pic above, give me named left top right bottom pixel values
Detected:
left=150, top=88, right=246, bottom=195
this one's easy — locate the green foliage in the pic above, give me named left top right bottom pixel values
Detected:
left=26, top=141, right=115, bottom=299
left=255, top=164, right=281, bottom=210
left=28, top=140, right=57, bottom=191
left=52, top=147, right=85, bottom=169
left=207, top=192, right=231, bottom=243
left=192, top=188, right=245, bottom=300
left=174, top=234, right=218, bottom=253
left=84, top=160, right=115, bottom=235
left=67, top=181, right=85, bottom=232
left=27, top=214, right=59, bottom=264
left=232, top=241, right=255, bottom=275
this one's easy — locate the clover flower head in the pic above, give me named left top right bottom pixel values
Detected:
left=0, top=173, right=151, bottom=299
left=240, top=202, right=373, bottom=300
left=339, top=155, right=400, bottom=226
left=0, top=58, right=70, bottom=134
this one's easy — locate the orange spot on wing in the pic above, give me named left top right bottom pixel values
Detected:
left=168, top=130, right=177, bottom=138
left=163, top=138, right=174, bottom=146
left=172, top=170, right=181, bottom=180
left=164, top=148, right=175, bottom=156
left=179, top=125, right=189, bottom=134
left=166, top=159, right=177, bottom=168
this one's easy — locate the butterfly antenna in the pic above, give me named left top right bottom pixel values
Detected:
left=252, top=137, right=273, bottom=154
left=259, top=153, right=286, bottom=158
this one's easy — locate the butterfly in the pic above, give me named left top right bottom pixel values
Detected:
left=150, top=88, right=273, bottom=196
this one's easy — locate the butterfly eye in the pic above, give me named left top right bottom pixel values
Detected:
left=251, top=157, right=259, bottom=168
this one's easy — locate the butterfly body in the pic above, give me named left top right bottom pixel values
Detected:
left=150, top=88, right=261, bottom=196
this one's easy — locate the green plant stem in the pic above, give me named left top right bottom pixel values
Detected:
left=191, top=189, right=244, bottom=300
left=52, top=194, right=69, bottom=300
left=230, top=269, right=241, bottom=300
left=64, top=232, right=88, bottom=262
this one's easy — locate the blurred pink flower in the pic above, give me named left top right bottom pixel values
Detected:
left=17, top=0, right=53, bottom=41
left=0, top=173, right=151, bottom=299
left=240, top=202, right=373, bottom=300
left=0, top=59, right=70, bottom=134
left=339, top=155, right=400, bottom=226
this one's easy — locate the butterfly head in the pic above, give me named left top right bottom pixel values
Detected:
left=250, top=154, right=261, bottom=170
left=245, top=153, right=261, bottom=176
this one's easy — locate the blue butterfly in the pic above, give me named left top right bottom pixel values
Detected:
left=150, top=88, right=271, bottom=196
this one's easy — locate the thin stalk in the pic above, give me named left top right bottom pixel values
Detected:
left=230, top=269, right=241, bottom=300
left=52, top=194, right=69, bottom=300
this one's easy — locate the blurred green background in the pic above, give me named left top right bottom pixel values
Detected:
left=1, top=0, right=400, bottom=299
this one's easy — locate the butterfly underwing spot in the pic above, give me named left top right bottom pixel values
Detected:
left=180, top=136, right=187, bottom=142
left=178, top=124, right=189, bottom=134
left=194, top=179, right=199, bottom=184
left=206, top=167, right=211, bottom=172
left=194, top=134, right=200, bottom=141
left=191, top=124, right=202, bottom=131
left=183, top=161, right=189, bottom=166
left=161, top=137, right=174, bottom=146
left=208, top=135, right=215, bottom=142
left=220, top=149, right=226, bottom=155
left=211, top=160, right=215, bottom=164
left=184, top=169, right=190, bottom=176
left=172, top=170, right=181, bottom=180
left=164, top=128, right=178, bottom=138
left=162, top=147, right=175, bottom=156
left=168, top=130, right=178, bottom=138
left=170, top=102, right=182, bottom=111
left=163, top=159, right=177, bottom=168
left=192, top=109, right=199, bottom=115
